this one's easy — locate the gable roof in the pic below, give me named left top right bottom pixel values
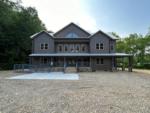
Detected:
left=89, top=30, right=118, bottom=40
left=30, top=23, right=118, bottom=40
left=30, top=30, right=54, bottom=39
left=53, top=22, right=91, bottom=37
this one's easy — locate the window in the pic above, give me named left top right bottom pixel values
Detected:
left=40, top=43, right=48, bottom=49
left=45, top=44, right=48, bottom=49
left=96, top=43, right=99, bottom=50
left=66, top=32, right=79, bottom=38
left=96, top=58, right=104, bottom=64
left=96, top=43, right=104, bottom=50
left=41, top=44, right=44, bottom=49
left=100, top=43, right=104, bottom=50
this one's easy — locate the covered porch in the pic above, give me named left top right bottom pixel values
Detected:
left=29, top=53, right=133, bottom=72
left=29, top=56, right=91, bottom=72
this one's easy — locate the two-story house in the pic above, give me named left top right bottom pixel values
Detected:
left=29, top=23, right=133, bottom=72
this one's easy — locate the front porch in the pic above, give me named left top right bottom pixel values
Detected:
left=29, top=53, right=133, bottom=72
left=30, top=56, right=91, bottom=72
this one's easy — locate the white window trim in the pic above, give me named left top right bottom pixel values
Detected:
left=100, top=43, right=104, bottom=50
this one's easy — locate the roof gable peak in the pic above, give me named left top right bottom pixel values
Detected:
left=53, top=22, right=91, bottom=37
left=89, top=30, right=118, bottom=40
left=30, top=30, right=53, bottom=39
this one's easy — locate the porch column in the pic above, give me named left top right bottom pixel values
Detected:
left=90, top=57, right=92, bottom=71
left=76, top=57, right=78, bottom=72
left=90, top=57, right=92, bottom=67
left=114, top=57, right=117, bottom=70
left=90, top=57, right=94, bottom=71
left=51, top=57, right=54, bottom=67
left=64, top=57, right=66, bottom=72
left=111, top=57, right=115, bottom=71
left=128, top=56, right=133, bottom=72
left=29, top=56, right=32, bottom=64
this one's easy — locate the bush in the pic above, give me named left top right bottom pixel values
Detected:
left=134, top=63, right=150, bottom=69
left=143, top=63, right=150, bottom=69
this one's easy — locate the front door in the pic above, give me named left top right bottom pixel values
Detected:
left=67, top=58, right=76, bottom=67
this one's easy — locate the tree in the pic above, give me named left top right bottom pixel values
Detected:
left=116, top=32, right=150, bottom=69
left=0, top=0, right=46, bottom=69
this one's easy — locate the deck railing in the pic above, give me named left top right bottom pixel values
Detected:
left=13, top=63, right=91, bottom=72
left=13, top=64, right=53, bottom=72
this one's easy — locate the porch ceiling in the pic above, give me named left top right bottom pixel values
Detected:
left=29, top=53, right=133, bottom=57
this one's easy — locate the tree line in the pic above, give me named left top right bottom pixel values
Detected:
left=0, top=0, right=150, bottom=70
left=0, top=0, right=46, bottom=69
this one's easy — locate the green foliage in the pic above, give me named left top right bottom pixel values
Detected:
left=116, top=33, right=150, bottom=69
left=0, top=0, right=46, bottom=69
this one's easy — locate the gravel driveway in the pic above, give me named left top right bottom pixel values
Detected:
left=0, top=71, right=150, bottom=113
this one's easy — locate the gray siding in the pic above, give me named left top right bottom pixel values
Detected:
left=32, top=33, right=54, bottom=53
left=32, top=57, right=41, bottom=64
left=110, top=40, right=116, bottom=53
left=91, top=57, right=112, bottom=71
left=30, top=23, right=117, bottom=71
left=90, top=33, right=110, bottom=53
left=54, top=24, right=89, bottom=38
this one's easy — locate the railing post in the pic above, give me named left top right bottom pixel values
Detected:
left=64, top=57, right=66, bottom=72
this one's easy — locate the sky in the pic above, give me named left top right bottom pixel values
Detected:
left=21, top=0, right=150, bottom=37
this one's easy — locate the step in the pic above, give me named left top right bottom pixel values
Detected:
left=65, top=67, right=77, bottom=73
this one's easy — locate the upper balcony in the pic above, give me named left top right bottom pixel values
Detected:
left=55, top=43, right=89, bottom=53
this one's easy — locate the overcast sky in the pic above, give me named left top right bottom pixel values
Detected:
left=21, top=0, right=150, bottom=37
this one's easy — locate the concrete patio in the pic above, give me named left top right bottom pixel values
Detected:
left=9, top=72, right=79, bottom=80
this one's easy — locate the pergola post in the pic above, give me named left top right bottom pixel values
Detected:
left=128, top=56, right=133, bottom=72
